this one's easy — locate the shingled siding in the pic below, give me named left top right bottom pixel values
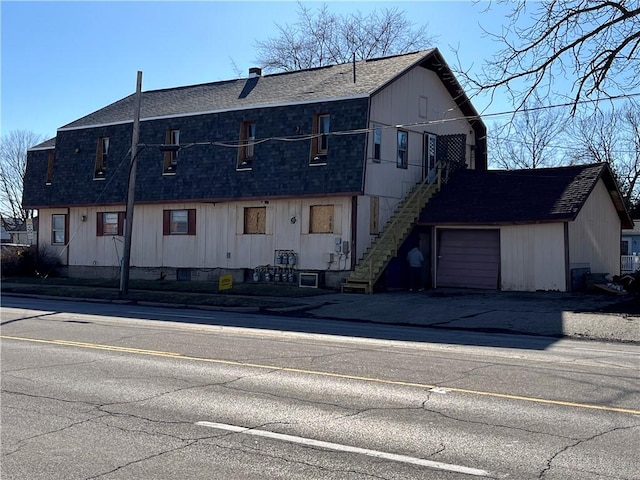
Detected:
left=24, top=98, right=369, bottom=208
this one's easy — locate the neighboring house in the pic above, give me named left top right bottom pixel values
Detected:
left=621, top=220, right=640, bottom=273
left=0, top=216, right=35, bottom=245
left=7, top=217, right=38, bottom=245
left=416, top=164, right=632, bottom=291
left=0, top=224, right=10, bottom=243
left=23, top=49, right=487, bottom=288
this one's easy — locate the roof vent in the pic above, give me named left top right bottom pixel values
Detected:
left=249, top=67, right=262, bottom=78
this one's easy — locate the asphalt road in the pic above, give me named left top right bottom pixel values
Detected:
left=2, top=297, right=639, bottom=479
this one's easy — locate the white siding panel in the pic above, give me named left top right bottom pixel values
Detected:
left=59, top=197, right=352, bottom=273
left=568, top=179, right=621, bottom=275
left=361, top=65, right=477, bottom=262
left=501, top=224, right=566, bottom=292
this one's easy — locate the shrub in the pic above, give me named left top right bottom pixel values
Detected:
left=0, top=245, right=60, bottom=277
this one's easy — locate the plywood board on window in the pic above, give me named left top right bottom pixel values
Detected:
left=310, top=205, right=334, bottom=233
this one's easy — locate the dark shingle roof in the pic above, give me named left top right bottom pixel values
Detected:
left=59, top=50, right=448, bottom=130
left=27, top=137, right=56, bottom=151
left=419, top=163, right=633, bottom=228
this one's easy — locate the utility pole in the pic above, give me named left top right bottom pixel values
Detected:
left=119, top=71, right=142, bottom=296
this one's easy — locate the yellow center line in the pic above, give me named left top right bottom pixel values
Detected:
left=3, top=334, right=639, bottom=416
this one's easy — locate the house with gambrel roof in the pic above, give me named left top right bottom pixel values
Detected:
left=23, top=49, right=486, bottom=289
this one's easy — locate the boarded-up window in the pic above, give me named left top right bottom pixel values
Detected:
left=46, top=151, right=54, bottom=185
left=163, top=209, right=196, bottom=235
left=244, top=207, right=266, bottom=234
left=419, top=96, right=428, bottom=119
left=370, top=196, right=379, bottom=235
left=310, top=205, right=334, bottom=233
left=97, top=212, right=125, bottom=236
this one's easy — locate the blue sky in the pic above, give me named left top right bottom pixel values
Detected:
left=1, top=1, right=516, bottom=140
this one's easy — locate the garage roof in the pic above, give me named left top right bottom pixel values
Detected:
left=418, top=163, right=633, bottom=228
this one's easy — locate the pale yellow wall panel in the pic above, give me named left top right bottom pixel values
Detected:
left=568, top=180, right=621, bottom=274
left=501, top=224, right=566, bottom=291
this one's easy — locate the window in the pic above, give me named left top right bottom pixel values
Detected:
left=163, top=129, right=180, bottom=173
left=97, top=212, right=125, bottom=236
left=310, top=114, right=330, bottom=165
left=163, top=209, right=196, bottom=235
left=244, top=207, right=266, bottom=234
left=397, top=130, right=408, bottom=169
left=373, top=124, right=382, bottom=162
left=309, top=205, right=334, bottom=233
left=46, top=151, right=54, bottom=185
left=424, top=132, right=437, bottom=182
left=51, top=214, right=67, bottom=245
left=237, top=121, right=256, bottom=170
left=622, top=240, right=630, bottom=255
left=94, top=137, right=109, bottom=178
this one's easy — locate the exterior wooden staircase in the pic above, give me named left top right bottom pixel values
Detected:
left=341, top=168, right=443, bottom=294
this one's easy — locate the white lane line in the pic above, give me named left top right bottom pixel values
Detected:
left=196, top=421, right=495, bottom=477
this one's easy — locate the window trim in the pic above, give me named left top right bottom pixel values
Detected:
left=237, top=121, right=256, bottom=170
left=397, top=130, right=408, bottom=169
left=96, top=212, right=125, bottom=236
left=51, top=214, right=68, bottom=245
left=163, top=209, right=196, bottom=235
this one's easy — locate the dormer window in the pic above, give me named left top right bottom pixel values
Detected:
left=310, top=114, right=329, bottom=165
left=237, top=121, right=256, bottom=170
left=163, top=129, right=180, bottom=174
left=94, top=137, right=109, bottom=179
left=46, top=151, right=54, bottom=185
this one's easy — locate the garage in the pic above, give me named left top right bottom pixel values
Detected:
left=436, top=229, right=500, bottom=289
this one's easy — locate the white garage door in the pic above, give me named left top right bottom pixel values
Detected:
left=436, top=229, right=500, bottom=289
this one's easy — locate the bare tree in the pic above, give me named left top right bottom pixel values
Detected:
left=568, top=100, right=640, bottom=208
left=459, top=1, right=640, bottom=113
left=489, top=97, right=568, bottom=169
left=0, top=130, right=46, bottom=230
left=255, top=2, right=434, bottom=72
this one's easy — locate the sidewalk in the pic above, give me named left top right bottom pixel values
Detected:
left=3, top=284, right=639, bottom=343
left=262, top=289, right=640, bottom=344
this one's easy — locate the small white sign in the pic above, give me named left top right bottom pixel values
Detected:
left=26, top=218, right=34, bottom=241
